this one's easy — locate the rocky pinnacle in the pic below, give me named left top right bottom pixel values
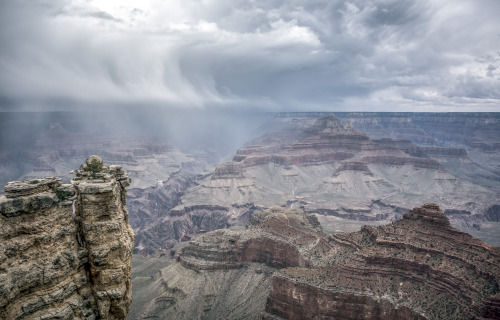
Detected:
left=0, top=156, right=135, bottom=320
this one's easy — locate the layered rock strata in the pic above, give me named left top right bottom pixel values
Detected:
left=178, top=207, right=325, bottom=271
left=0, top=156, right=134, bottom=320
left=126, top=171, right=197, bottom=255
left=175, top=115, right=497, bottom=240
left=264, top=204, right=500, bottom=319
left=233, top=116, right=375, bottom=168
left=174, top=205, right=499, bottom=319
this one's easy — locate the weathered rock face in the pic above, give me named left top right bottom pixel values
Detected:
left=126, top=171, right=197, bottom=255
left=264, top=276, right=426, bottom=320
left=166, top=205, right=499, bottom=320
left=178, top=208, right=323, bottom=271
left=0, top=156, right=134, bottom=320
left=264, top=204, right=500, bottom=320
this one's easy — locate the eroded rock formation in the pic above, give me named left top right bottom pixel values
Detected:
left=172, top=115, right=498, bottom=244
left=178, top=207, right=324, bottom=271
left=0, top=156, right=134, bottom=320
left=168, top=204, right=500, bottom=320
left=129, top=113, right=499, bottom=255
left=264, top=204, right=500, bottom=319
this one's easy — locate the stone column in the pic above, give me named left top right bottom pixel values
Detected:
left=72, top=156, right=135, bottom=319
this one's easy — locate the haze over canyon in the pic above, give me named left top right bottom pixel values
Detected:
left=1, top=111, right=499, bottom=319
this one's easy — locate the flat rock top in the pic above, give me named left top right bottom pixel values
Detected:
left=73, top=180, right=116, bottom=194
left=4, top=177, right=62, bottom=198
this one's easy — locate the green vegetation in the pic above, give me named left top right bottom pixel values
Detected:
left=53, top=188, right=70, bottom=200
left=83, top=157, right=103, bottom=178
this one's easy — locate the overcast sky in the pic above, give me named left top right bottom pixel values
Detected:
left=0, top=0, right=499, bottom=112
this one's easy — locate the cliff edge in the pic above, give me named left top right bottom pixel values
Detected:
left=0, top=156, right=135, bottom=320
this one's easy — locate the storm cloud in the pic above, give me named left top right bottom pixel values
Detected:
left=0, top=0, right=499, bottom=111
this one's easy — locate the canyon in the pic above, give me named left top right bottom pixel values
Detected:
left=134, top=113, right=500, bottom=254
left=1, top=111, right=499, bottom=319
left=0, top=156, right=134, bottom=319
left=127, top=112, right=500, bottom=319
left=132, top=204, right=500, bottom=319
left=2, top=112, right=499, bottom=255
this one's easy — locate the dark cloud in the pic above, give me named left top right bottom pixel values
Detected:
left=0, top=0, right=499, bottom=111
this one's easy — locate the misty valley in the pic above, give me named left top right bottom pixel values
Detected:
left=1, top=111, right=499, bottom=319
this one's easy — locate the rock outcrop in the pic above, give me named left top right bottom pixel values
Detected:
left=178, top=207, right=324, bottom=271
left=264, top=204, right=500, bottom=319
left=169, top=205, right=500, bottom=319
left=0, top=156, right=134, bottom=320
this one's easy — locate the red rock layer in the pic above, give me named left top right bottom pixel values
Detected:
left=177, top=208, right=322, bottom=270
left=265, top=204, right=500, bottom=319
left=264, top=276, right=425, bottom=320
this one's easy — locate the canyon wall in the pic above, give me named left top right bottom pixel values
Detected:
left=174, top=115, right=498, bottom=236
left=0, top=156, right=134, bottom=320
left=263, top=204, right=500, bottom=319
left=166, top=205, right=500, bottom=320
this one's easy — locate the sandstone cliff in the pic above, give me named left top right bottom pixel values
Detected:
left=0, top=156, right=134, bottom=320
